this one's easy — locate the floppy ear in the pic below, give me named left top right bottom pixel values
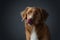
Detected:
left=21, top=7, right=29, bottom=21
left=40, top=9, right=48, bottom=21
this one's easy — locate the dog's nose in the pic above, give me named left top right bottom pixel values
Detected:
left=27, top=14, right=33, bottom=19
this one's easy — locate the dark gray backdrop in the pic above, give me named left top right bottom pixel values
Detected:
left=0, top=0, right=60, bottom=40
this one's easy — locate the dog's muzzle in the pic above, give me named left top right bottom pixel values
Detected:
left=27, top=18, right=33, bottom=25
left=21, top=14, right=33, bottom=25
left=21, top=18, right=33, bottom=25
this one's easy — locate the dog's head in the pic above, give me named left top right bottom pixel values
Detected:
left=21, top=7, right=48, bottom=25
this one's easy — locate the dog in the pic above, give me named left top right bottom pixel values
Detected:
left=21, top=7, right=51, bottom=40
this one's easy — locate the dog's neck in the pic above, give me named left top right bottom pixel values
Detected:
left=31, top=27, right=38, bottom=40
left=25, top=22, right=44, bottom=40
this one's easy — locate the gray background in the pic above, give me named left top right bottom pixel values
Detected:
left=0, top=0, right=60, bottom=40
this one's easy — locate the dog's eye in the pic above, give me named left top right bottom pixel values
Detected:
left=34, top=11, right=38, bottom=15
left=28, top=13, right=30, bottom=14
left=35, top=13, right=38, bottom=15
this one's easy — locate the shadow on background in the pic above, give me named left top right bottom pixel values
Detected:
left=0, top=0, right=60, bottom=40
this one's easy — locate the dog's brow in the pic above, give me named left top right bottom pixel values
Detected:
left=27, top=8, right=32, bottom=13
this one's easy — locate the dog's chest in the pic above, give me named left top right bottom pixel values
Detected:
left=30, top=27, right=38, bottom=40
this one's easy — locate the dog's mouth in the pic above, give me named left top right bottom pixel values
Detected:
left=21, top=18, right=33, bottom=25
left=27, top=18, right=33, bottom=25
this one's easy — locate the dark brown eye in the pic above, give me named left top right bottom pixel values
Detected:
left=35, top=12, right=38, bottom=15
left=28, top=13, right=30, bottom=14
left=34, top=11, right=38, bottom=15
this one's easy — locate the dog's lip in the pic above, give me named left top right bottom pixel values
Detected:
left=27, top=19, right=33, bottom=25
left=27, top=19, right=32, bottom=22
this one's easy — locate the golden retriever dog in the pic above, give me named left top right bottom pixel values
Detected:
left=21, top=7, right=51, bottom=40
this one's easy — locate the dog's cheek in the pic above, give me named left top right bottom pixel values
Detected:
left=35, top=21, right=38, bottom=24
left=34, top=19, right=39, bottom=24
left=23, top=14, right=27, bottom=20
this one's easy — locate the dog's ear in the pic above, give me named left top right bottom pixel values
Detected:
left=40, top=8, right=48, bottom=21
left=21, top=7, right=29, bottom=21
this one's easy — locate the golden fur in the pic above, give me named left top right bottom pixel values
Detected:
left=21, top=7, right=51, bottom=40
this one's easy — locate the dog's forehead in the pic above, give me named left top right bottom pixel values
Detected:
left=26, top=8, right=36, bottom=13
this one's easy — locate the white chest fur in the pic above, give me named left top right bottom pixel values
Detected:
left=31, top=27, right=38, bottom=40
